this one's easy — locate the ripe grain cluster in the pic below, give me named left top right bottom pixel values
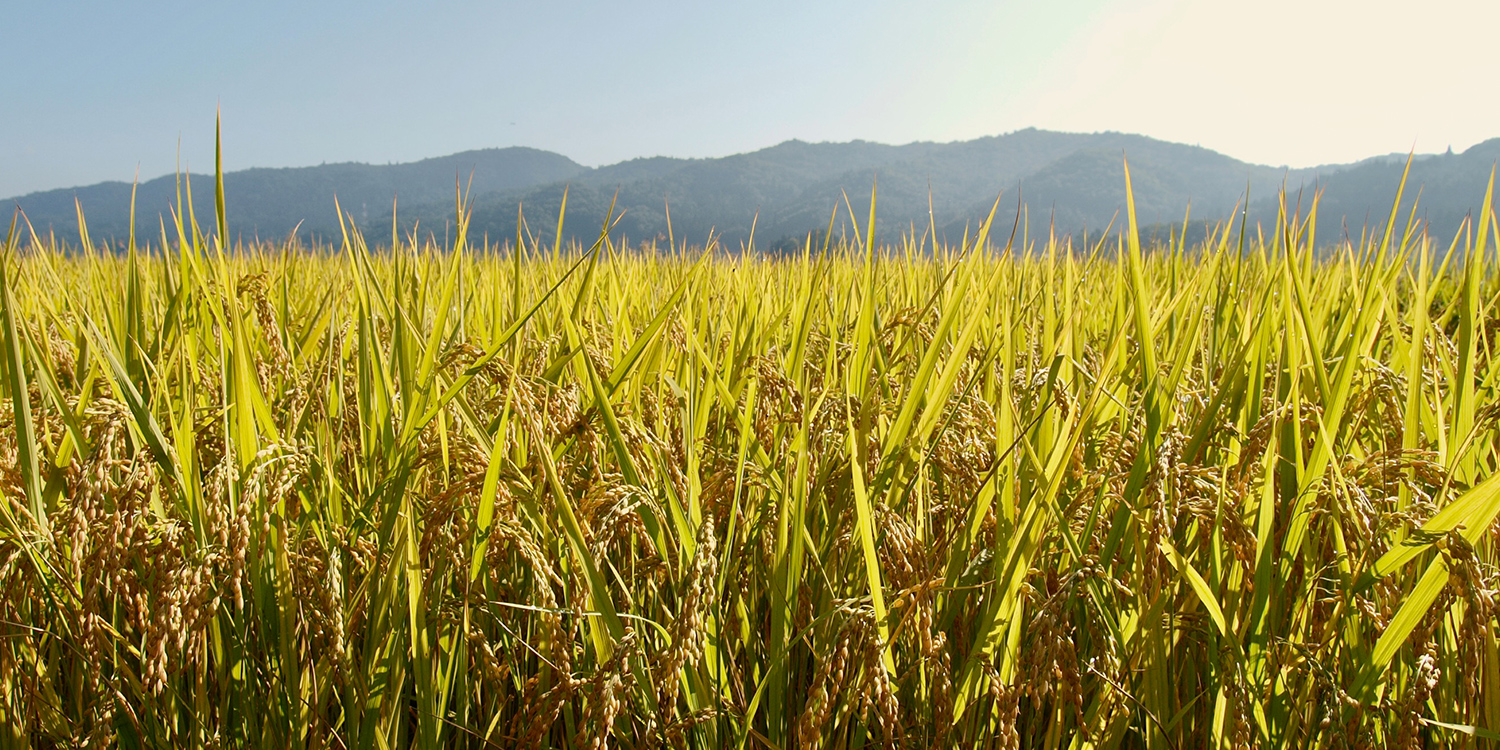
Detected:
left=0, top=149, right=1497, bottom=747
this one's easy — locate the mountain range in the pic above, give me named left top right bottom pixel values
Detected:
left=7, top=129, right=1498, bottom=250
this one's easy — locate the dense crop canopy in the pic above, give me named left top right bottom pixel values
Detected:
left=0, top=146, right=1497, bottom=747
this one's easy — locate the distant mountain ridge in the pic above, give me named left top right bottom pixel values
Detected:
left=419, top=131, right=1315, bottom=248
left=1249, top=142, right=1500, bottom=247
left=8, top=129, right=1499, bottom=249
left=8, top=147, right=585, bottom=243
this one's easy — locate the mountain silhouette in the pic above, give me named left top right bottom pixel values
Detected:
left=7, top=147, right=584, bottom=245
left=8, top=130, right=1498, bottom=250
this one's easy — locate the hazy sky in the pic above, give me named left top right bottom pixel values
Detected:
left=4, top=0, right=1498, bottom=197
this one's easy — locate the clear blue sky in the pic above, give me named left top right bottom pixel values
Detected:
left=4, top=0, right=1498, bottom=197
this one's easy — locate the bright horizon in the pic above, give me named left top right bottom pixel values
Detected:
left=4, top=0, right=1498, bottom=197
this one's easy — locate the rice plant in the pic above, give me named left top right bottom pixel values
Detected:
left=0, top=131, right=1497, bottom=747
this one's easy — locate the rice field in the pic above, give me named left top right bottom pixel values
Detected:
left=0, top=146, right=1498, bottom=748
